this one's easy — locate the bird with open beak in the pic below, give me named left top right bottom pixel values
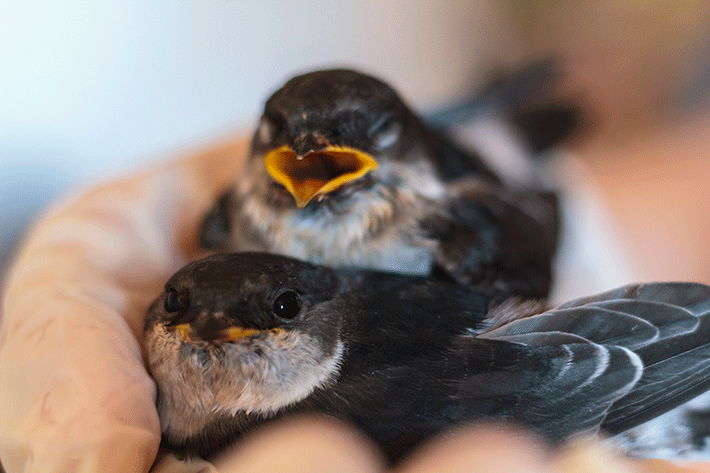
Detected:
left=200, top=69, right=567, bottom=300
left=144, top=252, right=710, bottom=464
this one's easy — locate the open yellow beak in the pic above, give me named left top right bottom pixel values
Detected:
left=173, top=323, right=282, bottom=342
left=264, top=145, right=379, bottom=208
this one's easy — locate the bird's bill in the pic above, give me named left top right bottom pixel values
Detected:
left=263, top=145, right=379, bottom=208
left=173, top=323, right=283, bottom=342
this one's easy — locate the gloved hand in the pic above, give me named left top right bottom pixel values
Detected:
left=0, top=136, right=248, bottom=472
left=0, top=134, right=707, bottom=473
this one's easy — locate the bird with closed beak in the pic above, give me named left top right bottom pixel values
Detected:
left=144, top=252, right=710, bottom=464
left=200, top=68, right=571, bottom=300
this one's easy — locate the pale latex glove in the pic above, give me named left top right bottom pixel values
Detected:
left=0, top=134, right=708, bottom=473
left=0, top=136, right=248, bottom=472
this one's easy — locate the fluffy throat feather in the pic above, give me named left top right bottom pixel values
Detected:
left=148, top=322, right=345, bottom=442
left=214, top=337, right=346, bottom=418
left=236, top=156, right=445, bottom=244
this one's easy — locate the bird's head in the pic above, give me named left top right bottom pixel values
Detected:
left=143, top=252, right=346, bottom=449
left=241, top=69, right=443, bottom=212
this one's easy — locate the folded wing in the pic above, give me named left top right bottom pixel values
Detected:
left=479, top=282, right=710, bottom=437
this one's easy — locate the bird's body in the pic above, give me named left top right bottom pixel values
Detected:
left=200, top=69, right=565, bottom=300
left=144, top=252, right=710, bottom=464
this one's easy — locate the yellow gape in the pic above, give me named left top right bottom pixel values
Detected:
left=264, top=145, right=379, bottom=208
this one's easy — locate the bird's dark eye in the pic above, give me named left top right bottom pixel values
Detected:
left=273, top=291, right=301, bottom=320
left=165, top=288, right=183, bottom=313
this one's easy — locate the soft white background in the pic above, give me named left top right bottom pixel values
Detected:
left=1, top=1, right=513, bottom=265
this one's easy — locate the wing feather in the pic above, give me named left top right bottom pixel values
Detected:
left=480, top=282, right=710, bottom=437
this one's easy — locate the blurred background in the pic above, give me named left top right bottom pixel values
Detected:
left=2, top=0, right=709, bottom=292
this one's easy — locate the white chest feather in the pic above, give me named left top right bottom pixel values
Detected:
left=234, top=160, right=443, bottom=275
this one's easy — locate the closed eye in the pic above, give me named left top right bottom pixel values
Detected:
left=368, top=116, right=401, bottom=150
left=257, top=113, right=286, bottom=144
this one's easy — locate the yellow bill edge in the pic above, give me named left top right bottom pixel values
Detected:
left=174, top=323, right=193, bottom=340
left=221, top=326, right=285, bottom=342
left=173, top=323, right=284, bottom=342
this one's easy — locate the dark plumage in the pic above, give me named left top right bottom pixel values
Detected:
left=199, top=68, right=568, bottom=300
left=144, top=252, right=710, bottom=464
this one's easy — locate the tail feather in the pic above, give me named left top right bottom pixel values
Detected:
left=425, top=58, right=582, bottom=154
